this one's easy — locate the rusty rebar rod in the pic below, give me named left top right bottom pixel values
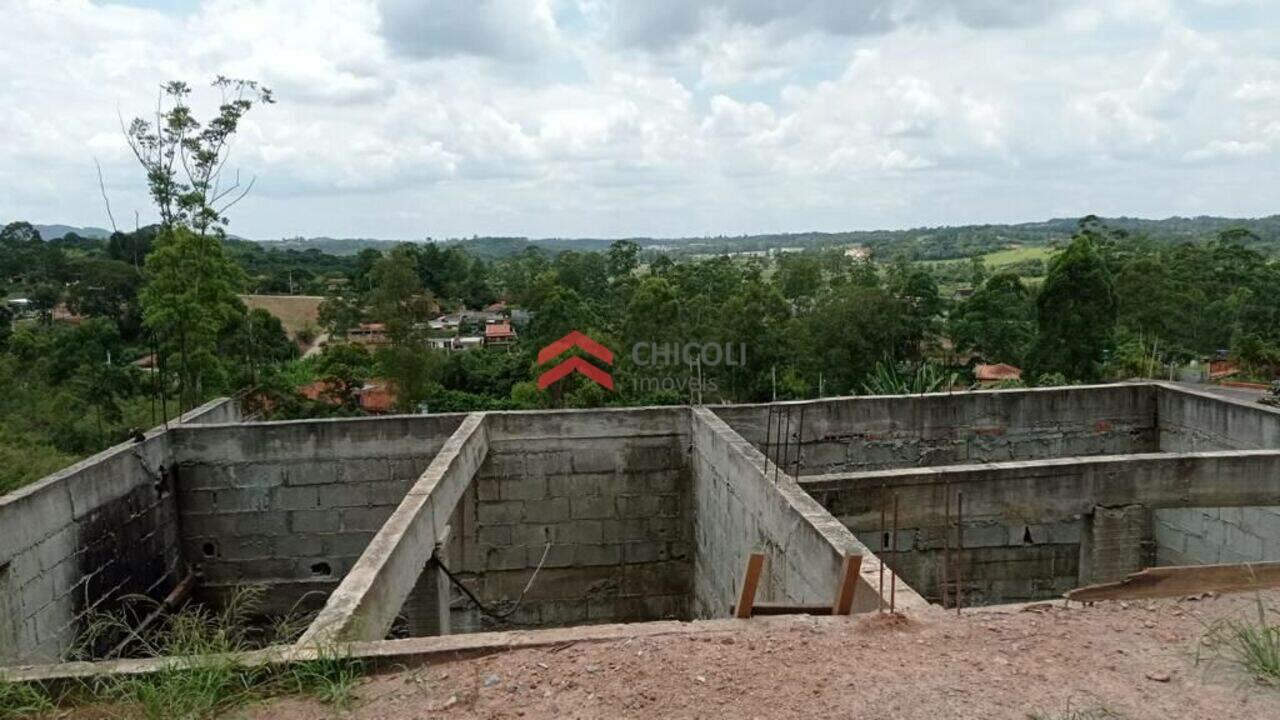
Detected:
left=879, top=487, right=886, bottom=614
left=763, top=407, right=774, bottom=477
left=890, top=493, right=899, bottom=614
left=792, top=405, right=806, bottom=479
left=942, top=485, right=952, bottom=609
left=772, top=406, right=786, bottom=484
left=956, top=491, right=965, bottom=615
left=779, top=407, right=791, bottom=483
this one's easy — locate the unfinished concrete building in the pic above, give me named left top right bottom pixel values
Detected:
left=3, top=382, right=1280, bottom=672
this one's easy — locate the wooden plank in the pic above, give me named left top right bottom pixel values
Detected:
left=744, top=602, right=832, bottom=616
left=1066, top=561, right=1280, bottom=602
left=734, top=552, right=765, bottom=619
left=831, top=554, right=862, bottom=615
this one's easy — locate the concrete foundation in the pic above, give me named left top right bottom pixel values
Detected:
left=4, top=382, right=1280, bottom=670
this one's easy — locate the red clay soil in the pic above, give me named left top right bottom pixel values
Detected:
left=248, top=591, right=1280, bottom=720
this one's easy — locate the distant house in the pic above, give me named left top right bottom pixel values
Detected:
left=346, top=322, right=389, bottom=346
left=51, top=304, right=83, bottom=324
left=1208, top=359, right=1239, bottom=379
left=298, top=377, right=398, bottom=414
left=483, top=321, right=517, bottom=347
left=484, top=301, right=507, bottom=314
left=975, top=363, right=1022, bottom=386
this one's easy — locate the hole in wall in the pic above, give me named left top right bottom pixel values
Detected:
left=311, top=561, right=332, bottom=577
left=1022, top=527, right=1034, bottom=545
left=882, top=532, right=891, bottom=550
left=201, top=541, right=217, bottom=558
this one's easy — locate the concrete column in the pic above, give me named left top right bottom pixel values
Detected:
left=1079, top=505, right=1154, bottom=585
left=402, top=558, right=451, bottom=637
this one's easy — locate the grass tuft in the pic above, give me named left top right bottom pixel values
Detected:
left=283, top=646, right=365, bottom=708
left=64, top=584, right=358, bottom=719
left=0, top=678, right=56, bottom=720
left=1201, top=593, right=1280, bottom=686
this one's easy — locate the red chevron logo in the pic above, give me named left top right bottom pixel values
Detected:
left=537, top=331, right=614, bottom=391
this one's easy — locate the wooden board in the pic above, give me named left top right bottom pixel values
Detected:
left=735, top=553, right=765, bottom=619
left=1066, top=561, right=1280, bottom=602
left=831, top=554, right=862, bottom=615
left=747, top=602, right=831, bottom=616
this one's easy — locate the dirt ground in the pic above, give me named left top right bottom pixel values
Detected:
left=241, top=590, right=1280, bottom=720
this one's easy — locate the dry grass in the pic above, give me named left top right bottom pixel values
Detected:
left=239, top=295, right=323, bottom=341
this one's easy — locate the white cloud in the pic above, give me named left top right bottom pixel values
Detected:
left=0, top=0, right=1278, bottom=239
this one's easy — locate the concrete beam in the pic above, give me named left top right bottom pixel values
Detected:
left=690, top=408, right=929, bottom=615
left=298, top=413, right=489, bottom=646
left=801, top=450, right=1280, bottom=531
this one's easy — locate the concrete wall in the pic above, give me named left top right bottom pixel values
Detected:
left=689, top=408, right=926, bottom=617
left=169, top=414, right=465, bottom=614
left=804, top=448, right=1280, bottom=602
left=713, top=384, right=1156, bottom=475
left=0, top=431, right=180, bottom=664
left=1154, top=384, right=1280, bottom=565
left=179, top=396, right=244, bottom=426
left=300, top=414, right=489, bottom=644
left=441, top=408, right=692, bottom=631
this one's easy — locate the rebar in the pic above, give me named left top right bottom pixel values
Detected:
left=792, top=405, right=806, bottom=479
left=956, top=491, right=965, bottom=615
left=763, top=407, right=774, bottom=477
left=890, top=493, right=899, bottom=614
left=879, top=487, right=886, bottom=614
left=942, top=485, right=952, bottom=609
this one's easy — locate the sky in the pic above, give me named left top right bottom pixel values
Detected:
left=1, top=0, right=1278, bottom=240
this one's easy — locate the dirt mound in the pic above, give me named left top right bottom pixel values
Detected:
left=251, top=590, right=1280, bottom=719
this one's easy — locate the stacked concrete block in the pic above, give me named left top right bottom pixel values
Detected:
left=0, top=407, right=202, bottom=664
left=444, top=408, right=693, bottom=631
left=170, top=414, right=465, bottom=607
left=714, top=384, right=1158, bottom=476
left=1153, top=385, right=1280, bottom=565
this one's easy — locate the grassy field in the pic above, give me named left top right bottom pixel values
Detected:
left=929, top=244, right=1057, bottom=269
left=240, top=295, right=323, bottom=341
left=978, top=245, right=1056, bottom=267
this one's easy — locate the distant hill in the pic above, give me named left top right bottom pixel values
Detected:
left=24, top=214, right=1280, bottom=261
left=32, top=224, right=112, bottom=240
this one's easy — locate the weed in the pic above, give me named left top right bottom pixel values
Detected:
left=1201, top=593, right=1280, bottom=686
left=0, top=678, right=55, bottom=720
left=283, top=646, right=364, bottom=708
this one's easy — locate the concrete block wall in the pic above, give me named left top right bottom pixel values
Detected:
left=169, top=414, right=465, bottom=612
left=0, top=428, right=180, bottom=664
left=853, top=520, right=1082, bottom=605
left=441, top=408, right=693, bottom=631
left=713, top=384, right=1157, bottom=475
left=1155, top=507, right=1280, bottom=565
left=688, top=408, right=921, bottom=617
left=1154, top=385, right=1280, bottom=566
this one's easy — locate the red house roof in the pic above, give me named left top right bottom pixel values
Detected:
left=484, top=322, right=516, bottom=339
left=975, top=363, right=1022, bottom=382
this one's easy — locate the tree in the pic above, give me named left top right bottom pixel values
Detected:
left=140, top=227, right=245, bottom=410
left=313, top=343, right=373, bottom=410
left=607, top=240, right=640, bottom=279
left=125, top=76, right=272, bottom=410
left=1031, top=234, right=1116, bottom=382
left=318, top=293, right=363, bottom=337
left=368, top=245, right=433, bottom=344
left=949, top=273, right=1035, bottom=366
left=124, top=77, right=274, bottom=236
left=0, top=305, right=11, bottom=349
